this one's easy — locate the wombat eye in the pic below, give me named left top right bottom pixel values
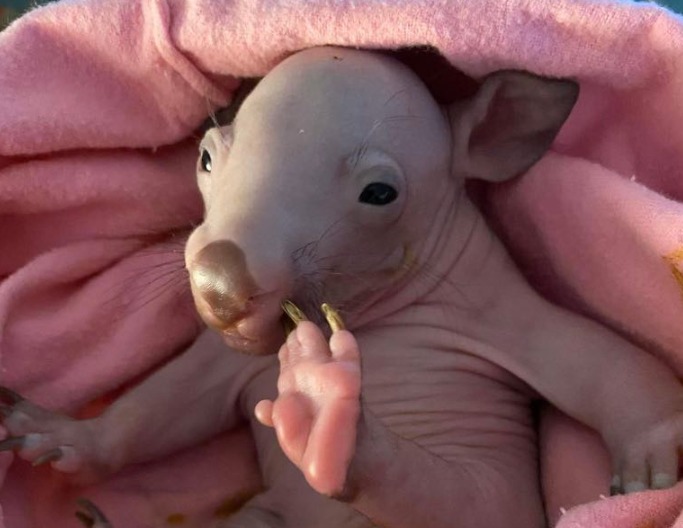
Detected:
left=358, top=182, right=398, bottom=206
left=200, top=149, right=212, bottom=173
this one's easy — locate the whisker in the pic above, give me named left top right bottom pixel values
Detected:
left=291, top=214, right=352, bottom=270
left=100, top=265, right=186, bottom=313
left=130, top=274, right=190, bottom=314
left=97, top=241, right=188, bottom=310
left=349, top=113, right=426, bottom=171
left=383, top=88, right=408, bottom=108
left=112, top=265, right=189, bottom=315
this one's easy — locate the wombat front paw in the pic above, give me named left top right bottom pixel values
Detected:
left=608, top=411, right=683, bottom=494
left=0, top=386, right=108, bottom=482
left=255, top=305, right=361, bottom=496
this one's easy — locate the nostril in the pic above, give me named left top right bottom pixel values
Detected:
left=189, top=240, right=259, bottom=327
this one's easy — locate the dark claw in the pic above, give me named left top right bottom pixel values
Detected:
left=75, top=511, right=95, bottom=528
left=0, top=386, right=23, bottom=405
left=32, top=447, right=62, bottom=467
left=0, top=436, right=24, bottom=452
left=76, top=498, right=112, bottom=528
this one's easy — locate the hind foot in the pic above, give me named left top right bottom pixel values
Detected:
left=255, top=310, right=361, bottom=496
left=0, top=387, right=110, bottom=482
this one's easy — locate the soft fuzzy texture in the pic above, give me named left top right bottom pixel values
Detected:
left=2, top=0, right=683, bottom=526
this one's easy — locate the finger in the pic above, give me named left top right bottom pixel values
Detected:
left=301, top=399, right=359, bottom=496
left=278, top=342, right=290, bottom=367
left=254, top=400, right=275, bottom=427
left=272, top=392, right=313, bottom=467
left=51, top=445, right=86, bottom=473
left=295, top=322, right=331, bottom=362
left=329, top=331, right=360, bottom=363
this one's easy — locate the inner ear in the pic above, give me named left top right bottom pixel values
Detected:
left=451, top=71, right=579, bottom=182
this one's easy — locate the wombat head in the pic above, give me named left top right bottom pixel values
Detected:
left=185, top=46, right=578, bottom=354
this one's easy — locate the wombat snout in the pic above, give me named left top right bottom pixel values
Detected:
left=187, top=240, right=260, bottom=329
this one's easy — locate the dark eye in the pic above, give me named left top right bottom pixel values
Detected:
left=200, top=149, right=212, bottom=173
left=358, top=182, right=398, bottom=206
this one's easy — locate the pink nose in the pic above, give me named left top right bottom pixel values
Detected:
left=187, top=240, right=259, bottom=328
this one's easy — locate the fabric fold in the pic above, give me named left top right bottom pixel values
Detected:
left=3, top=0, right=683, bottom=526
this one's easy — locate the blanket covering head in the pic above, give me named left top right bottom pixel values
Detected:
left=2, top=0, right=683, bottom=526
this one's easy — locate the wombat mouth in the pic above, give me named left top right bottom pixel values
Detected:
left=281, top=300, right=345, bottom=332
left=216, top=299, right=345, bottom=355
left=220, top=332, right=258, bottom=351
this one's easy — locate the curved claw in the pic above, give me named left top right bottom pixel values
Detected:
left=75, top=511, right=95, bottom=528
left=321, top=303, right=345, bottom=332
left=0, top=386, right=23, bottom=405
left=282, top=301, right=308, bottom=325
left=33, top=447, right=63, bottom=467
left=76, top=498, right=112, bottom=528
left=0, top=436, right=24, bottom=452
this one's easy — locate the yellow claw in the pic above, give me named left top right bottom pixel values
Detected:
left=281, top=300, right=308, bottom=326
left=321, top=303, right=345, bottom=332
left=281, top=315, right=296, bottom=336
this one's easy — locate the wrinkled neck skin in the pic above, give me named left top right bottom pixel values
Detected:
left=348, top=185, right=526, bottom=348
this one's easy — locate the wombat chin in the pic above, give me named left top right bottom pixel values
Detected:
left=220, top=328, right=285, bottom=356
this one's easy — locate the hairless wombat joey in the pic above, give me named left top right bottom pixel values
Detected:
left=2, top=47, right=683, bottom=528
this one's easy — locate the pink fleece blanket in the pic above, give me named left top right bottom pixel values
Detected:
left=2, top=0, right=683, bottom=526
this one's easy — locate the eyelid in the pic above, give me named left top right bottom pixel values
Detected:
left=346, top=147, right=399, bottom=173
left=199, top=131, right=218, bottom=154
left=357, top=164, right=400, bottom=185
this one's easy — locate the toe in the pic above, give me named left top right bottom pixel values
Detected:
left=52, top=445, right=87, bottom=473
left=618, top=451, right=648, bottom=494
left=329, top=331, right=360, bottom=364
left=295, top=322, right=331, bottom=362
left=649, top=446, right=678, bottom=490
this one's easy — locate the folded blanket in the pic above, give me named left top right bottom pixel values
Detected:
left=2, top=0, right=683, bottom=526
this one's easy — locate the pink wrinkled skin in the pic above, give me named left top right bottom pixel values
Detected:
left=4, top=1, right=683, bottom=527
left=4, top=46, right=683, bottom=528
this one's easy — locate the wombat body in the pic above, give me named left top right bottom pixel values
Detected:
left=3, top=47, right=683, bottom=528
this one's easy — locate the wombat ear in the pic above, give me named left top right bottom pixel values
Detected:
left=450, top=71, right=579, bottom=182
